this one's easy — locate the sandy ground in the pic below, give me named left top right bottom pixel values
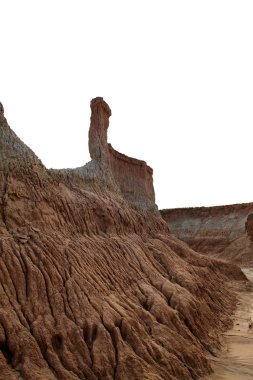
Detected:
left=203, top=268, right=253, bottom=380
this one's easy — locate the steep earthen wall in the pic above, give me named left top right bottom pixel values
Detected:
left=161, top=203, right=253, bottom=265
left=108, top=144, right=155, bottom=210
left=88, top=97, right=156, bottom=211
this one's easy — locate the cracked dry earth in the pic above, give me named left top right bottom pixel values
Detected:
left=0, top=103, right=249, bottom=379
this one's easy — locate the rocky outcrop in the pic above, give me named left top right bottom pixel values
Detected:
left=89, top=97, right=156, bottom=211
left=108, top=144, right=155, bottom=211
left=246, top=213, right=253, bottom=241
left=161, top=203, right=253, bottom=266
left=55, top=97, right=156, bottom=212
left=0, top=100, right=247, bottom=379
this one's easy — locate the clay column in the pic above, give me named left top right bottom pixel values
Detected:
left=88, top=97, right=112, bottom=166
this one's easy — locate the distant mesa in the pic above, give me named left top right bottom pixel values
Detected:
left=161, top=203, right=253, bottom=266
left=0, top=97, right=157, bottom=212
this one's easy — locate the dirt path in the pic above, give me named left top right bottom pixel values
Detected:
left=203, top=268, right=253, bottom=380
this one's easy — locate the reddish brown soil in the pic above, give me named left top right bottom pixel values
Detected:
left=0, top=100, right=247, bottom=379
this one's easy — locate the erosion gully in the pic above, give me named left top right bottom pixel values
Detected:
left=203, top=267, right=253, bottom=380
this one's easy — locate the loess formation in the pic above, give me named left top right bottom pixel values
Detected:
left=161, top=205, right=253, bottom=266
left=0, top=99, right=247, bottom=379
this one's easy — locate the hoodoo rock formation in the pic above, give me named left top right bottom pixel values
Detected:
left=91, top=97, right=156, bottom=211
left=55, top=97, right=156, bottom=212
left=0, top=99, right=248, bottom=379
left=161, top=204, right=253, bottom=266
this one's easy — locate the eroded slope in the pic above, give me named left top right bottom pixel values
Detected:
left=0, top=101, right=246, bottom=379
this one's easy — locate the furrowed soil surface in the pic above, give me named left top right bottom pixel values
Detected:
left=0, top=99, right=248, bottom=379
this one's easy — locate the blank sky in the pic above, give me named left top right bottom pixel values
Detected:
left=1, top=1, right=253, bottom=209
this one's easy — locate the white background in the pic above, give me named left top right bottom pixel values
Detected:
left=1, top=1, right=253, bottom=209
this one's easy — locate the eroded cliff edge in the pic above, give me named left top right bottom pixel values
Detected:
left=161, top=204, right=253, bottom=266
left=53, top=97, right=156, bottom=213
left=0, top=100, right=247, bottom=380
